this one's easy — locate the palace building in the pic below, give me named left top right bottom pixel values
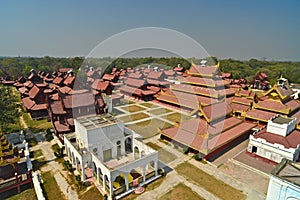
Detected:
left=63, top=114, right=159, bottom=199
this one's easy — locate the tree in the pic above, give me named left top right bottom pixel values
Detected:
left=0, top=86, right=21, bottom=132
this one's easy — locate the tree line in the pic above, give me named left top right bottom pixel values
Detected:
left=0, top=56, right=299, bottom=84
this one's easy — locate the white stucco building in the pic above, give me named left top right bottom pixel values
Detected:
left=266, top=158, right=300, bottom=200
left=63, top=114, right=159, bottom=199
left=248, top=115, right=300, bottom=163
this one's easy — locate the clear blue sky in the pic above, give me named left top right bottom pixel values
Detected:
left=1, top=0, right=300, bottom=60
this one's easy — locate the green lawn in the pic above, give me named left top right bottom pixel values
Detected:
left=23, top=113, right=52, bottom=132
left=139, top=102, right=159, bottom=108
left=160, top=183, right=204, bottom=200
left=118, top=113, right=149, bottom=123
left=163, top=112, right=193, bottom=123
left=31, top=149, right=43, bottom=159
left=5, top=188, right=37, bottom=200
left=119, top=105, right=146, bottom=113
left=79, top=185, right=103, bottom=200
left=175, top=162, right=246, bottom=200
left=147, top=108, right=172, bottom=115
left=146, top=142, right=177, bottom=164
left=42, top=171, right=66, bottom=200
left=127, top=118, right=172, bottom=138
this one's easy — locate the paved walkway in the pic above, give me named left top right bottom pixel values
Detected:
left=31, top=138, right=79, bottom=200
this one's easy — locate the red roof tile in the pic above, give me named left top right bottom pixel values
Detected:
left=180, top=76, right=230, bottom=87
left=120, top=85, right=142, bottom=96
left=53, top=76, right=64, bottom=85
left=201, top=101, right=232, bottom=122
left=62, top=93, right=95, bottom=108
left=285, top=99, right=300, bottom=112
left=208, top=122, right=256, bottom=151
left=28, top=85, right=40, bottom=99
left=102, top=74, right=116, bottom=81
left=188, top=65, right=218, bottom=76
left=125, top=77, right=145, bottom=88
left=59, top=86, right=72, bottom=94
left=31, top=103, right=47, bottom=111
left=127, top=72, right=143, bottom=79
left=50, top=100, right=66, bottom=115
left=231, top=97, right=253, bottom=105
left=254, top=128, right=300, bottom=149
left=24, top=81, right=34, bottom=88
left=255, top=100, right=289, bottom=114
left=171, top=84, right=219, bottom=98
left=53, top=121, right=70, bottom=133
left=147, top=71, right=164, bottom=80
left=230, top=102, right=251, bottom=112
left=63, top=75, right=75, bottom=86
left=91, top=79, right=110, bottom=91
left=22, top=97, right=35, bottom=109
left=245, top=109, right=277, bottom=122
left=18, top=87, right=28, bottom=94
left=164, top=70, right=176, bottom=76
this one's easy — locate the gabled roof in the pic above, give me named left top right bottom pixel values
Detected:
left=102, top=73, right=116, bottom=81
left=187, top=64, right=218, bottom=77
left=244, top=109, right=277, bottom=122
left=147, top=71, right=164, bottom=80
left=91, top=79, right=110, bottom=92
left=24, top=81, right=34, bottom=88
left=59, top=86, right=72, bottom=95
left=200, top=101, right=232, bottom=123
left=254, top=99, right=290, bottom=114
left=164, top=70, right=176, bottom=77
left=53, top=76, right=64, bottom=85
left=179, top=76, right=230, bottom=88
left=50, top=100, right=66, bottom=115
left=230, top=102, right=251, bottom=113
left=230, top=97, right=253, bottom=105
left=59, top=68, right=73, bottom=73
left=28, top=85, right=40, bottom=99
left=127, top=72, right=143, bottom=79
left=124, top=77, right=145, bottom=88
left=62, top=93, right=95, bottom=109
left=63, top=75, right=75, bottom=86
left=22, top=97, right=35, bottom=110
left=264, top=84, right=294, bottom=101
left=120, top=85, right=142, bottom=96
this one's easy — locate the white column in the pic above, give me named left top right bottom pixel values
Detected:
left=81, top=158, right=85, bottom=181
left=154, top=161, right=158, bottom=176
left=142, top=166, right=146, bottom=182
left=109, top=177, right=113, bottom=198
left=103, top=175, right=106, bottom=191
left=125, top=173, right=129, bottom=191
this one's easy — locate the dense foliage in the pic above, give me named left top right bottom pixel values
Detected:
left=0, top=56, right=299, bottom=84
left=0, top=86, right=21, bottom=132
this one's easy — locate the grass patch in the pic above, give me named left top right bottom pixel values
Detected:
left=127, top=118, right=172, bottom=138
left=118, top=113, right=149, bottom=123
left=160, top=183, right=204, bottom=200
left=120, top=98, right=136, bottom=105
left=79, top=185, right=103, bottom=200
left=158, top=149, right=178, bottom=164
left=30, top=149, right=43, bottom=159
left=146, top=142, right=161, bottom=150
left=146, top=142, right=177, bottom=164
left=23, top=113, right=52, bottom=132
left=164, top=112, right=193, bottom=123
left=147, top=108, right=172, bottom=115
left=120, top=105, right=146, bottom=113
left=5, top=188, right=37, bottom=200
left=123, top=177, right=166, bottom=200
left=175, top=162, right=246, bottom=200
left=42, top=171, right=66, bottom=200
left=51, top=143, right=60, bottom=152
left=139, top=102, right=158, bottom=108
left=6, top=119, right=23, bottom=134
left=27, top=137, right=38, bottom=147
